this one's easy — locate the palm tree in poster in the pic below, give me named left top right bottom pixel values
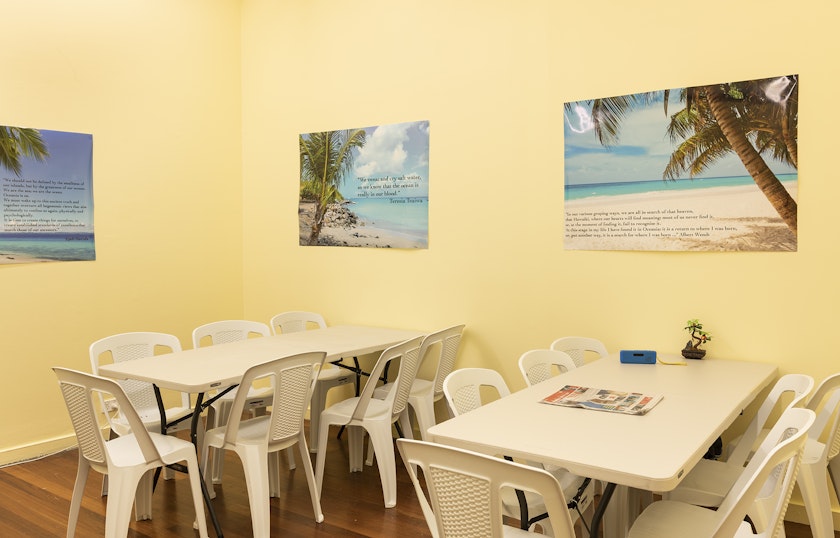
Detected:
left=569, top=75, right=798, bottom=234
left=300, top=129, right=366, bottom=245
left=664, top=79, right=798, bottom=233
left=0, top=126, right=49, bottom=176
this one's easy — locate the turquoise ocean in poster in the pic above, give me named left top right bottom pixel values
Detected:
left=345, top=197, right=428, bottom=242
left=0, top=232, right=96, bottom=261
left=565, top=174, right=798, bottom=201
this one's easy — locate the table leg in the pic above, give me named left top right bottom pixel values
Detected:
left=590, top=482, right=616, bottom=538
left=153, top=386, right=224, bottom=537
left=192, top=393, right=223, bottom=537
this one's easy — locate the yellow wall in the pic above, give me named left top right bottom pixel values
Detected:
left=0, top=0, right=244, bottom=463
left=242, top=0, right=840, bottom=385
left=2, top=0, right=838, bottom=517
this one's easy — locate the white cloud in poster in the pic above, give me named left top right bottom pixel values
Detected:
left=355, top=123, right=411, bottom=176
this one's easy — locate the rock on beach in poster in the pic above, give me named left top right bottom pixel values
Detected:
left=298, top=201, right=426, bottom=248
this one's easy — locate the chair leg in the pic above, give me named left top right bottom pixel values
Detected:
left=268, top=451, right=281, bottom=498
left=366, top=410, right=413, bottom=467
left=210, top=400, right=232, bottom=484
left=237, top=444, right=272, bottom=538
left=314, top=419, right=335, bottom=496
left=133, top=469, right=154, bottom=521
left=104, top=468, right=146, bottom=538
left=797, top=461, right=835, bottom=538
left=309, top=381, right=328, bottom=453
left=348, top=425, right=366, bottom=472
left=66, top=458, right=90, bottom=538
left=183, top=453, right=210, bottom=538
left=828, top=456, right=840, bottom=508
left=296, top=436, right=325, bottom=523
left=365, top=431, right=376, bottom=467
left=100, top=429, right=119, bottom=497
left=366, top=421, right=398, bottom=508
left=411, top=395, right=436, bottom=442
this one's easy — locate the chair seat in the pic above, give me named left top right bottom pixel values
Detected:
left=318, top=364, right=349, bottom=381
left=373, top=378, right=433, bottom=400
left=628, top=500, right=748, bottom=537
left=109, top=404, right=195, bottom=437
left=802, top=437, right=825, bottom=465
left=323, top=396, right=392, bottom=422
left=205, top=415, right=297, bottom=449
left=501, top=525, right=541, bottom=537
left=107, top=431, right=197, bottom=468
left=665, top=458, right=740, bottom=507
left=213, top=384, right=273, bottom=404
left=499, top=470, right=592, bottom=524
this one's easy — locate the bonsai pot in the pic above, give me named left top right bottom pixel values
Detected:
left=681, top=348, right=707, bottom=360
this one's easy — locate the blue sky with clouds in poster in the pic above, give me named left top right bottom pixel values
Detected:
left=4, top=128, right=94, bottom=232
left=564, top=89, right=797, bottom=186
left=341, top=120, right=430, bottom=198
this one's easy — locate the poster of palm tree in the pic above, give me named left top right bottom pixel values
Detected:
left=299, top=120, right=429, bottom=249
left=0, top=126, right=94, bottom=264
left=563, top=75, right=798, bottom=251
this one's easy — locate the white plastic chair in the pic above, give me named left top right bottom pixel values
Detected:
left=89, top=332, right=196, bottom=492
left=663, top=373, right=814, bottom=530
left=397, top=438, right=578, bottom=538
left=799, top=373, right=840, bottom=538
left=269, top=311, right=355, bottom=453
left=201, top=352, right=326, bottom=537
left=371, top=324, right=465, bottom=441
left=314, top=336, right=424, bottom=508
left=443, top=367, right=511, bottom=417
left=627, top=407, right=815, bottom=538
left=518, top=349, right=578, bottom=387
left=54, top=367, right=209, bottom=538
left=443, top=367, right=593, bottom=536
left=549, top=337, right=609, bottom=368
left=667, top=373, right=833, bottom=537
left=191, top=320, right=283, bottom=486
left=722, top=373, right=815, bottom=468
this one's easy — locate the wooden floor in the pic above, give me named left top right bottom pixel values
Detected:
left=0, top=424, right=829, bottom=537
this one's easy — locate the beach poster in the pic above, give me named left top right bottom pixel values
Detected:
left=563, top=75, right=798, bottom=251
left=299, top=120, right=429, bottom=249
left=1, top=127, right=95, bottom=264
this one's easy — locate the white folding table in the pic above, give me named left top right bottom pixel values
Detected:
left=427, top=355, right=777, bottom=538
left=98, top=324, right=424, bottom=537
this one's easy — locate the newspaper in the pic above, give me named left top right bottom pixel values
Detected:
left=541, top=384, right=663, bottom=415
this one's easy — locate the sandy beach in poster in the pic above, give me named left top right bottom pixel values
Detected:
left=564, top=183, right=798, bottom=251
left=0, top=252, right=50, bottom=264
left=298, top=202, right=425, bottom=248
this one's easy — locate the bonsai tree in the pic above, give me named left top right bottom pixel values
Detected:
left=683, top=319, right=712, bottom=356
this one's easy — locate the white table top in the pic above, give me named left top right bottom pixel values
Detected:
left=427, top=355, right=777, bottom=492
left=98, top=325, right=424, bottom=394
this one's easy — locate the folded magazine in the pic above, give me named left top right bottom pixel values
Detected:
left=541, top=384, right=663, bottom=415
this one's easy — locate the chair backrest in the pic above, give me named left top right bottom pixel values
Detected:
left=712, top=407, right=815, bottom=537
left=729, top=373, right=814, bottom=466
left=806, top=373, right=840, bottom=462
left=89, top=332, right=186, bottom=422
left=418, top=325, right=465, bottom=401
left=222, top=351, right=326, bottom=448
left=518, top=349, right=577, bottom=387
left=54, top=367, right=161, bottom=470
left=443, top=368, right=511, bottom=417
left=549, top=336, right=608, bottom=368
left=269, top=311, right=327, bottom=335
left=351, top=336, right=424, bottom=424
left=397, top=438, right=576, bottom=538
left=192, top=319, right=271, bottom=348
